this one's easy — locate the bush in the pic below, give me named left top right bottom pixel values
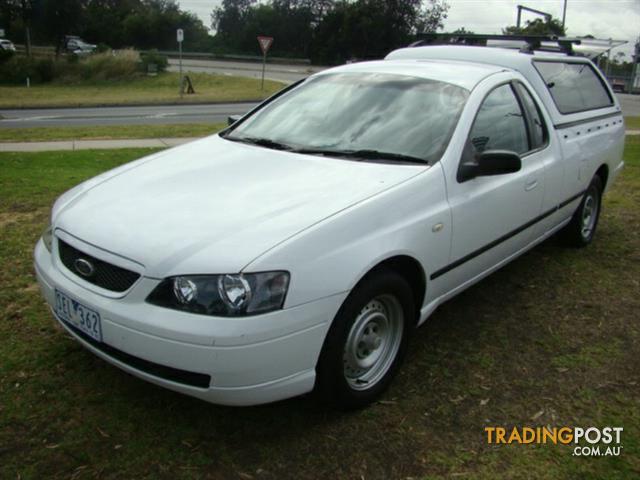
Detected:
left=95, top=43, right=111, bottom=54
left=35, top=58, right=56, bottom=82
left=78, top=49, right=141, bottom=81
left=0, top=56, right=61, bottom=85
left=0, top=49, right=159, bottom=85
left=0, top=48, right=15, bottom=64
left=140, top=50, right=168, bottom=74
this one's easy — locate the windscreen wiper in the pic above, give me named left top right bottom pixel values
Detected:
left=295, top=148, right=428, bottom=164
left=225, top=135, right=294, bottom=151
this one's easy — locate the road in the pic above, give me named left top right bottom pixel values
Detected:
left=618, top=93, right=640, bottom=117
left=0, top=59, right=322, bottom=129
left=0, top=103, right=258, bottom=129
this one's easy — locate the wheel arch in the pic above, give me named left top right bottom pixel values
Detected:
left=353, top=255, right=426, bottom=324
left=595, top=164, right=609, bottom=190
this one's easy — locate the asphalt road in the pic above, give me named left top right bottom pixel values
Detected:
left=0, top=103, right=258, bottom=129
left=618, top=93, right=640, bottom=117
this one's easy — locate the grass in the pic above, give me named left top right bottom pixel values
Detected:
left=0, top=72, right=284, bottom=108
left=625, top=117, right=640, bottom=130
left=0, top=139, right=639, bottom=479
left=0, top=123, right=225, bottom=143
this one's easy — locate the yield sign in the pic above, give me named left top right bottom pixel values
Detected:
left=257, top=36, right=274, bottom=55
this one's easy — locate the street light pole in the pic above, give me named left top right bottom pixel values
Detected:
left=562, top=0, right=568, bottom=29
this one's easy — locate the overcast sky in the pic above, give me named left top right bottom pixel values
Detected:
left=179, top=0, right=639, bottom=58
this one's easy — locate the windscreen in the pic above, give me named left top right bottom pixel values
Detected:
left=226, top=73, right=469, bottom=164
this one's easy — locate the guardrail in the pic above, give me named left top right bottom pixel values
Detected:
left=14, top=44, right=56, bottom=57
left=12, top=45, right=312, bottom=66
left=606, top=75, right=638, bottom=94
left=150, top=50, right=311, bottom=65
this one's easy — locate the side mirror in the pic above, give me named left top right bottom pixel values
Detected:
left=458, top=150, right=522, bottom=182
left=227, top=115, right=241, bottom=126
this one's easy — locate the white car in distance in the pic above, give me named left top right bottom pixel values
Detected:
left=0, top=39, right=16, bottom=52
left=35, top=44, right=625, bottom=408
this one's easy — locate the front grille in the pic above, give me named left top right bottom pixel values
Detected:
left=61, top=319, right=211, bottom=389
left=58, top=239, right=140, bottom=292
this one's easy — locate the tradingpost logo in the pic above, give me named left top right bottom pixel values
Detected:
left=485, top=426, right=623, bottom=457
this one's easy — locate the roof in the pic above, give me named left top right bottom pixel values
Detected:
left=385, top=45, right=593, bottom=69
left=384, top=45, right=620, bottom=125
left=315, top=58, right=506, bottom=91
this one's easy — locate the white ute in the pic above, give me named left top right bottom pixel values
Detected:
left=35, top=43, right=625, bottom=408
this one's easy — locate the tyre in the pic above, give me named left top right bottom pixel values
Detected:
left=559, top=175, right=603, bottom=247
left=315, top=269, right=414, bottom=409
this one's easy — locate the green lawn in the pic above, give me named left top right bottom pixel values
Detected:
left=0, top=118, right=637, bottom=146
left=0, top=72, right=284, bottom=108
left=625, top=116, right=640, bottom=130
left=0, top=123, right=225, bottom=143
left=0, top=140, right=639, bottom=479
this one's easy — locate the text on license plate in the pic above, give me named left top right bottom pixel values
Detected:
left=54, top=289, right=102, bottom=342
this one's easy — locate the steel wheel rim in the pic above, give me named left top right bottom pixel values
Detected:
left=343, top=294, right=404, bottom=391
left=581, top=190, right=599, bottom=239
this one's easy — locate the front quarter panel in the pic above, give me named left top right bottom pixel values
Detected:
left=245, top=164, right=451, bottom=310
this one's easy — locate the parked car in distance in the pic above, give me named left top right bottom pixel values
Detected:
left=0, top=39, right=16, bottom=51
left=610, top=78, right=627, bottom=94
left=65, top=36, right=96, bottom=55
left=35, top=44, right=625, bottom=409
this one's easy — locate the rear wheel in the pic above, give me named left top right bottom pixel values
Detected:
left=559, top=175, right=603, bottom=247
left=315, top=270, right=414, bottom=409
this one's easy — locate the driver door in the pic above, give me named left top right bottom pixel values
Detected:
left=436, top=81, right=546, bottom=289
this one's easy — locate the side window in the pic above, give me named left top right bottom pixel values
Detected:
left=469, top=84, right=529, bottom=155
left=534, top=61, right=613, bottom=114
left=514, top=83, right=547, bottom=150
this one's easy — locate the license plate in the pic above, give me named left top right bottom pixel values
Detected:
left=54, top=289, right=103, bottom=342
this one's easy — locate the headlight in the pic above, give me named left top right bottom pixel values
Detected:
left=42, top=225, right=53, bottom=252
left=146, top=271, right=290, bottom=317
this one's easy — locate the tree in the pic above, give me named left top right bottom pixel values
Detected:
left=119, top=0, right=210, bottom=50
left=416, top=0, right=449, bottom=34
left=503, top=17, right=566, bottom=36
left=451, top=27, right=474, bottom=35
left=212, top=0, right=257, bottom=46
left=210, top=0, right=449, bottom=63
left=311, top=0, right=449, bottom=63
left=40, top=0, right=84, bottom=55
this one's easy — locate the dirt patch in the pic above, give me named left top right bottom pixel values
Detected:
left=0, top=209, right=47, bottom=229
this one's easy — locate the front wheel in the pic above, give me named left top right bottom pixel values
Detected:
left=315, top=270, right=414, bottom=409
left=559, top=175, right=603, bottom=247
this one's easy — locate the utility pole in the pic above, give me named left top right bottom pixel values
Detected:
left=21, top=0, right=32, bottom=58
left=562, top=0, right=568, bottom=29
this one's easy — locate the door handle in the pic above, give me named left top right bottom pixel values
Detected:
left=524, top=179, right=539, bottom=191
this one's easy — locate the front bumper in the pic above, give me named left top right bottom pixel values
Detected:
left=34, top=239, right=345, bottom=406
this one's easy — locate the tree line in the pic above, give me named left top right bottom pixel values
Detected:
left=2, top=0, right=632, bottom=71
left=212, top=0, right=450, bottom=63
left=0, top=0, right=450, bottom=64
left=0, top=0, right=210, bottom=53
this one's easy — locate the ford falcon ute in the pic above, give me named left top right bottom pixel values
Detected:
left=35, top=42, right=625, bottom=408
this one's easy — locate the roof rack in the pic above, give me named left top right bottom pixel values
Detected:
left=411, top=33, right=582, bottom=56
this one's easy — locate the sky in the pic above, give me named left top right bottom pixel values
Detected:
left=178, top=0, right=639, bottom=58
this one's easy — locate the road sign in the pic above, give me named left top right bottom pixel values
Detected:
left=257, top=36, right=274, bottom=91
left=177, top=29, right=184, bottom=97
left=257, top=36, right=273, bottom=55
